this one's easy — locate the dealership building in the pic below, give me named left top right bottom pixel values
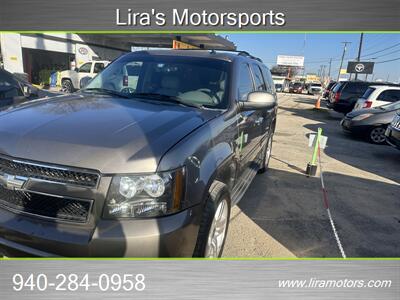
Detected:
left=0, top=33, right=235, bottom=84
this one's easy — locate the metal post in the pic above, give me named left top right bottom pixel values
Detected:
left=354, top=33, right=364, bottom=80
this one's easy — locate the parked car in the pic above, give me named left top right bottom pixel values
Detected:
left=275, top=83, right=283, bottom=92
left=353, top=85, right=400, bottom=110
left=0, top=50, right=278, bottom=257
left=341, top=101, right=400, bottom=144
left=60, top=60, right=110, bottom=93
left=289, top=82, right=303, bottom=93
left=385, top=111, right=400, bottom=150
left=0, top=68, right=36, bottom=110
left=307, top=83, right=322, bottom=95
left=322, top=81, right=337, bottom=99
left=328, top=81, right=399, bottom=114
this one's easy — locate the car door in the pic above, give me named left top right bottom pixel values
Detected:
left=76, top=62, right=92, bottom=88
left=236, top=63, right=261, bottom=176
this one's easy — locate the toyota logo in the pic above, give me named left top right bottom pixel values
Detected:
left=355, top=63, right=365, bottom=72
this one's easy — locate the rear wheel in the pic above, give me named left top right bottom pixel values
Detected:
left=193, top=181, right=231, bottom=258
left=61, top=79, right=74, bottom=93
left=368, top=126, right=387, bottom=144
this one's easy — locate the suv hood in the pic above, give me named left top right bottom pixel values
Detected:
left=0, top=94, right=220, bottom=173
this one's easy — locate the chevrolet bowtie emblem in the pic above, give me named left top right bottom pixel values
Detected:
left=0, top=173, right=28, bottom=190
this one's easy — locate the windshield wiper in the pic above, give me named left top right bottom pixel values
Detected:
left=82, top=88, right=132, bottom=99
left=132, top=93, right=203, bottom=109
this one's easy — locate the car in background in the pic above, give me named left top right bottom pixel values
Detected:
left=60, top=60, right=110, bottom=93
left=275, top=83, right=283, bottom=92
left=0, top=68, right=36, bottom=110
left=322, top=81, right=337, bottom=99
left=289, top=82, right=303, bottom=93
left=385, top=111, right=400, bottom=150
left=354, top=85, right=400, bottom=110
left=328, top=81, right=399, bottom=114
left=307, top=83, right=322, bottom=95
left=341, top=101, right=400, bottom=144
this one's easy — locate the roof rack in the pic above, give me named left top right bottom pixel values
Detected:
left=174, top=48, right=263, bottom=63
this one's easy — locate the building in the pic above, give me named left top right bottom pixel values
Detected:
left=0, top=33, right=235, bottom=84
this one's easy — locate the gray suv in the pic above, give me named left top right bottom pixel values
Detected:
left=0, top=50, right=277, bottom=257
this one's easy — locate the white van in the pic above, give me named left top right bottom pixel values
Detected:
left=354, top=85, right=400, bottom=110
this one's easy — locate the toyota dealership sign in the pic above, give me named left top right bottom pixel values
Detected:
left=346, top=61, right=374, bottom=74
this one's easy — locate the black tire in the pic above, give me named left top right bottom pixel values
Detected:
left=368, top=126, right=387, bottom=144
left=258, top=135, right=273, bottom=174
left=193, top=181, right=231, bottom=258
left=61, top=79, right=74, bottom=93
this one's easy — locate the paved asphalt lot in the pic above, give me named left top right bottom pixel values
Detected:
left=223, top=92, right=400, bottom=258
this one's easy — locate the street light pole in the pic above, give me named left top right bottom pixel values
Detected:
left=354, top=33, right=364, bottom=80
left=337, top=42, right=351, bottom=82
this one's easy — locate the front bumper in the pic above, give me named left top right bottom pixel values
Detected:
left=0, top=204, right=202, bottom=257
left=385, top=126, right=400, bottom=150
left=340, top=118, right=371, bottom=135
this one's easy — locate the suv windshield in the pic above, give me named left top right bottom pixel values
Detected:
left=84, top=54, right=230, bottom=109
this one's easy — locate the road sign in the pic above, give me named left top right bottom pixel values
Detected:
left=346, top=61, right=374, bottom=74
left=277, top=55, right=305, bottom=67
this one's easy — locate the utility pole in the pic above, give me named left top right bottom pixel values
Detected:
left=354, top=33, right=364, bottom=80
left=328, top=58, right=332, bottom=80
left=337, top=42, right=351, bottom=82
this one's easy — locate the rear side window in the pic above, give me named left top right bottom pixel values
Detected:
left=237, top=63, right=254, bottom=101
left=377, top=89, right=400, bottom=102
left=361, top=87, right=375, bottom=99
left=344, top=82, right=368, bottom=94
left=251, top=64, right=267, bottom=91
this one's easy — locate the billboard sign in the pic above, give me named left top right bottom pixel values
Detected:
left=346, top=61, right=374, bottom=74
left=277, top=55, right=304, bottom=67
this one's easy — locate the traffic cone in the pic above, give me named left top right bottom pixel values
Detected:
left=314, top=97, right=321, bottom=109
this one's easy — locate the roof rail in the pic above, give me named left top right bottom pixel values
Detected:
left=173, top=48, right=263, bottom=63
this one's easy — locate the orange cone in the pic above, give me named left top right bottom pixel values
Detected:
left=314, top=97, right=321, bottom=109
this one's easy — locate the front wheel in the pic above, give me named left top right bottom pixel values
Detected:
left=368, top=126, right=387, bottom=144
left=193, top=181, right=231, bottom=258
left=61, top=79, right=74, bottom=93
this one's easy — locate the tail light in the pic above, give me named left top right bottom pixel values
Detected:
left=364, top=100, right=373, bottom=108
left=334, top=92, right=341, bottom=102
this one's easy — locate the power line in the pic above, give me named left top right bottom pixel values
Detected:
left=361, top=42, right=400, bottom=58
left=375, top=57, right=400, bottom=64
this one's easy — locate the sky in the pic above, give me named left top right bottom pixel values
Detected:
left=224, top=33, right=400, bottom=82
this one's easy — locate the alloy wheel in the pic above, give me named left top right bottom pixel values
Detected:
left=205, top=198, right=229, bottom=258
left=370, top=127, right=386, bottom=144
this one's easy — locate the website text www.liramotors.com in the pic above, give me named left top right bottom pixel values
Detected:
left=278, top=278, right=392, bottom=289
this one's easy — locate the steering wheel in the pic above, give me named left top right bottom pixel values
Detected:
left=120, top=87, right=135, bottom=94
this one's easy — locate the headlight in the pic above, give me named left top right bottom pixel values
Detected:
left=103, top=168, right=185, bottom=218
left=352, top=113, right=373, bottom=121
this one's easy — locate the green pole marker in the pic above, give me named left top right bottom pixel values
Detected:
left=239, top=131, right=244, bottom=153
left=311, top=128, right=323, bottom=166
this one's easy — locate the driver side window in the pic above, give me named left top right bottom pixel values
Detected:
left=78, top=63, right=92, bottom=73
left=237, top=63, right=254, bottom=101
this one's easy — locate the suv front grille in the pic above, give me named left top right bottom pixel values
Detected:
left=0, top=186, right=92, bottom=223
left=0, top=157, right=99, bottom=188
left=391, top=115, right=400, bottom=130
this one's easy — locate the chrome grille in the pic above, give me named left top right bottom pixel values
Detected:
left=391, top=114, right=400, bottom=130
left=0, top=186, right=92, bottom=223
left=0, top=156, right=99, bottom=188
